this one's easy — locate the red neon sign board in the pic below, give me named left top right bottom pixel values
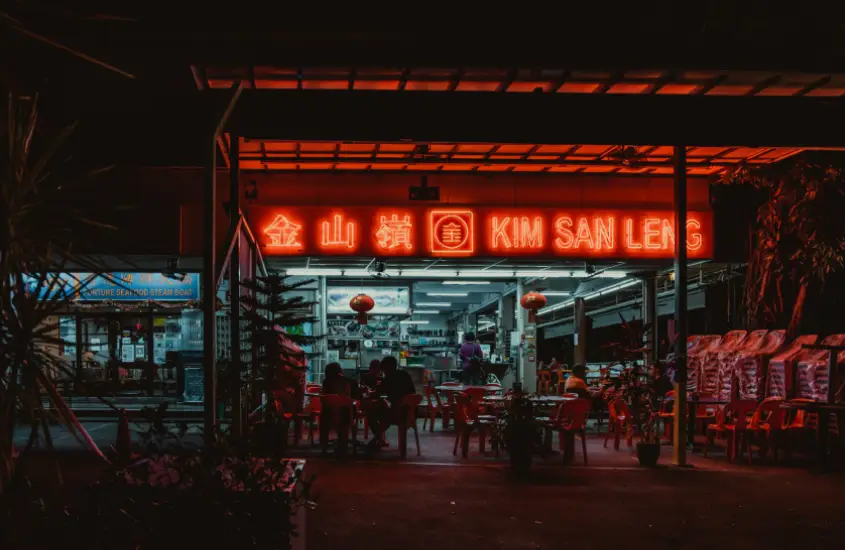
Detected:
left=252, top=207, right=713, bottom=260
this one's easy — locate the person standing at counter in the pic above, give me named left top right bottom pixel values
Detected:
left=459, top=332, right=484, bottom=386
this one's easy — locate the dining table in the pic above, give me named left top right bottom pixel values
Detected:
left=781, top=400, right=845, bottom=471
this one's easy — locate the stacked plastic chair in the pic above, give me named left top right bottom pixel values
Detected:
left=685, top=335, right=722, bottom=393
left=698, top=330, right=747, bottom=396
left=714, top=330, right=769, bottom=400
left=766, top=335, right=819, bottom=398
left=732, top=330, right=786, bottom=400
left=795, top=334, right=845, bottom=401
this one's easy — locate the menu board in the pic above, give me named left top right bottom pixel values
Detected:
left=327, top=286, right=410, bottom=315
left=183, top=367, right=204, bottom=403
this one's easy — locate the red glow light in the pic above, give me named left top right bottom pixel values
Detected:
left=318, top=212, right=358, bottom=251
left=430, top=210, right=474, bottom=256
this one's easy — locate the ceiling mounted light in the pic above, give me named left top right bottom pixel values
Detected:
left=427, top=292, right=468, bottom=297
left=443, top=281, right=491, bottom=285
left=411, top=310, right=440, bottom=315
left=400, top=320, right=430, bottom=325
left=415, top=302, right=451, bottom=307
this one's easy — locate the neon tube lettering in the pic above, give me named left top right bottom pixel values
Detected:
left=554, top=216, right=574, bottom=249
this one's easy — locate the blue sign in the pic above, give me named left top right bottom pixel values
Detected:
left=25, top=272, right=201, bottom=302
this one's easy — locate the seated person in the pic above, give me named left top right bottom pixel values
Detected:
left=322, top=362, right=361, bottom=398
left=360, top=359, right=382, bottom=391
left=367, top=356, right=417, bottom=447
left=563, top=364, right=590, bottom=399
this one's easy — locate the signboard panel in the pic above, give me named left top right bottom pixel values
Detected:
left=25, top=272, right=200, bottom=302
left=327, top=286, right=410, bottom=315
left=252, top=206, right=712, bottom=260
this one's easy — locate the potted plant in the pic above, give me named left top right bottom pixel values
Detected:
left=616, top=366, right=662, bottom=467
left=494, top=387, right=541, bottom=475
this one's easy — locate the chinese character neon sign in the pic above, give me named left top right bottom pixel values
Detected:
left=320, top=213, right=357, bottom=250
left=430, top=210, right=474, bottom=256
left=256, top=207, right=712, bottom=260
left=375, top=213, right=413, bottom=251
left=264, top=214, right=303, bottom=250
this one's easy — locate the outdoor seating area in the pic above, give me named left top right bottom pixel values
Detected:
left=264, top=330, right=845, bottom=472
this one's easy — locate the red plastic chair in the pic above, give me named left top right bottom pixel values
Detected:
left=544, top=398, right=592, bottom=465
left=453, top=393, right=497, bottom=458
left=704, top=399, right=758, bottom=463
left=422, top=385, right=451, bottom=432
left=604, top=398, right=633, bottom=450
left=320, top=394, right=358, bottom=457
left=390, top=393, right=422, bottom=458
left=746, top=397, right=786, bottom=463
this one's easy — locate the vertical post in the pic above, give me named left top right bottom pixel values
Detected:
left=672, top=145, right=689, bottom=466
left=250, top=242, right=260, bottom=409
left=497, top=294, right=505, bottom=357
left=515, top=279, right=525, bottom=387
left=203, top=135, right=218, bottom=440
left=573, top=298, right=587, bottom=367
left=229, top=135, right=242, bottom=437
left=74, top=312, right=83, bottom=384
left=642, top=274, right=658, bottom=366
left=318, top=276, right=328, bottom=384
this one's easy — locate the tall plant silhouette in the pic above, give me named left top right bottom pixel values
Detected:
left=1, top=92, right=114, bottom=493
left=239, top=274, right=319, bottom=409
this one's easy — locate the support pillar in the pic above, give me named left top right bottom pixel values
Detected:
left=672, top=145, right=689, bottom=466
left=573, top=297, right=587, bottom=367
left=202, top=135, right=218, bottom=438
left=228, top=135, right=242, bottom=437
left=497, top=294, right=505, bottom=358
left=641, top=274, right=658, bottom=366
left=515, top=279, right=526, bottom=389
left=318, top=276, right=328, bottom=383
left=203, top=82, right=243, bottom=442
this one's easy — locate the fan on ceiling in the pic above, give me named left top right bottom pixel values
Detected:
left=368, top=259, right=390, bottom=279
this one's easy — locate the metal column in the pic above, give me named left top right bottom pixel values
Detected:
left=515, top=279, right=525, bottom=387
left=228, top=136, right=242, bottom=437
left=573, top=298, right=587, bottom=367
left=672, top=145, right=689, bottom=466
left=202, top=83, right=243, bottom=441
left=318, top=276, right=328, bottom=384
left=202, top=134, right=218, bottom=438
left=642, top=274, right=658, bottom=366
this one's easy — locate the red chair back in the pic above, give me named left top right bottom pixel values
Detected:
left=453, top=392, right=477, bottom=424
left=464, top=386, right=489, bottom=403
left=558, top=398, right=592, bottom=431
left=750, top=397, right=785, bottom=430
left=424, top=384, right=445, bottom=408
left=608, top=398, right=631, bottom=420
left=715, top=399, right=758, bottom=431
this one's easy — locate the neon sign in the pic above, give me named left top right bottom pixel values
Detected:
left=319, top=213, right=357, bottom=251
left=253, top=207, right=713, bottom=260
left=430, top=210, right=474, bottom=256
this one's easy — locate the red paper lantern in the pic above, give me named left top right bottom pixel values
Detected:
left=520, top=291, right=547, bottom=324
left=349, top=293, right=375, bottom=325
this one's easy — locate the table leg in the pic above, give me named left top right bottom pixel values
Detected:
left=399, top=419, right=408, bottom=459
left=562, top=431, right=575, bottom=464
left=816, top=411, right=830, bottom=471
left=687, top=403, right=697, bottom=450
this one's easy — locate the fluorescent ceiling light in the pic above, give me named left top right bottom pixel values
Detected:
left=285, top=269, right=626, bottom=280
left=427, top=292, right=468, bottom=297
left=400, top=320, right=429, bottom=325
left=542, top=291, right=571, bottom=297
left=537, top=278, right=638, bottom=316
left=411, top=310, right=440, bottom=315
left=415, top=302, right=451, bottom=307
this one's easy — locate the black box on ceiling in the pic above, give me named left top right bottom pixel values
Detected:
left=409, top=176, right=440, bottom=201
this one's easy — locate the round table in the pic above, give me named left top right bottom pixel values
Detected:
left=530, top=395, right=576, bottom=404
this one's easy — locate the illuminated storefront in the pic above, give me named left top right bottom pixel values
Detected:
left=33, top=272, right=203, bottom=396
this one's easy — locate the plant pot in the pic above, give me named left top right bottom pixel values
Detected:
left=636, top=442, right=661, bottom=467
left=509, top=447, right=533, bottom=474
